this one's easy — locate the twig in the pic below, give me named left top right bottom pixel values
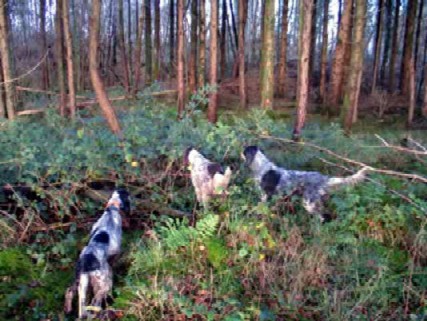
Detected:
left=374, top=134, right=427, bottom=156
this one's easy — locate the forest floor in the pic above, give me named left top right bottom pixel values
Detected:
left=1, top=84, right=427, bottom=320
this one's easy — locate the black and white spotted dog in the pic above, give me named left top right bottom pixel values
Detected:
left=64, top=189, right=130, bottom=318
left=242, top=146, right=370, bottom=221
left=184, top=147, right=232, bottom=207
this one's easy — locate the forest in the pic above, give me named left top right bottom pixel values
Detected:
left=0, top=0, right=426, bottom=320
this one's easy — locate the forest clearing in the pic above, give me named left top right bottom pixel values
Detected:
left=0, top=0, right=427, bottom=320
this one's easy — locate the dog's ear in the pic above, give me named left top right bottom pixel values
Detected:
left=242, top=146, right=259, bottom=166
left=207, top=163, right=224, bottom=178
left=183, top=146, right=194, bottom=166
left=115, top=188, right=131, bottom=214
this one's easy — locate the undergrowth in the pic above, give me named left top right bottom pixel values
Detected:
left=0, top=93, right=426, bottom=320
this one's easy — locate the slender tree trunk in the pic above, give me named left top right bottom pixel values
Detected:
left=154, top=0, right=161, bottom=80
left=0, top=0, right=14, bottom=119
left=198, top=0, right=206, bottom=88
left=329, top=0, right=353, bottom=111
left=0, top=59, right=4, bottom=119
left=238, top=0, right=247, bottom=108
left=189, top=0, right=198, bottom=93
left=145, top=0, right=152, bottom=84
left=249, top=0, right=259, bottom=65
left=40, top=0, right=50, bottom=90
left=388, top=0, right=400, bottom=92
left=55, top=0, right=66, bottom=116
left=220, top=0, right=227, bottom=79
left=414, top=0, right=423, bottom=69
left=89, top=0, right=122, bottom=136
left=260, top=0, right=275, bottom=109
left=400, top=0, right=416, bottom=96
left=423, top=64, right=427, bottom=116
left=342, top=0, right=366, bottom=134
left=127, top=0, right=132, bottom=72
left=229, top=0, right=238, bottom=51
left=338, top=0, right=342, bottom=26
left=133, top=0, right=145, bottom=96
left=177, top=0, right=185, bottom=118
left=118, top=0, right=131, bottom=93
left=407, top=56, right=415, bottom=126
left=208, top=0, right=219, bottom=123
left=62, top=0, right=76, bottom=118
left=277, top=0, right=289, bottom=98
left=169, top=0, right=175, bottom=73
left=371, top=0, right=384, bottom=94
left=293, top=0, right=313, bottom=140
left=380, top=0, right=392, bottom=84
left=309, top=0, right=317, bottom=79
left=319, top=0, right=329, bottom=102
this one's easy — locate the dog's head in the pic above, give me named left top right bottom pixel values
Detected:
left=109, top=189, right=131, bottom=214
left=183, top=146, right=195, bottom=167
left=242, top=146, right=260, bottom=166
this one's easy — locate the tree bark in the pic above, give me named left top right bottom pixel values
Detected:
left=329, top=0, right=353, bottom=111
left=277, top=0, right=289, bottom=98
left=55, top=0, right=66, bottom=116
left=127, top=0, right=132, bottom=72
left=407, top=56, right=415, bottom=126
left=198, top=0, right=206, bottom=88
left=89, top=0, right=122, bottom=137
left=342, top=0, right=366, bottom=134
left=380, top=0, right=392, bottom=83
left=319, top=0, right=329, bottom=103
left=145, top=0, right=152, bottom=84
left=414, top=0, right=423, bottom=69
left=220, top=0, right=227, bottom=79
left=169, top=0, right=175, bottom=73
left=40, top=0, right=50, bottom=90
left=154, top=0, right=161, bottom=81
left=208, top=0, right=219, bottom=123
left=309, top=0, right=317, bottom=79
left=293, top=0, right=313, bottom=140
left=388, top=0, right=400, bottom=93
left=133, top=0, right=145, bottom=96
left=229, top=0, right=238, bottom=51
left=118, top=0, right=131, bottom=93
left=400, top=0, right=416, bottom=96
left=371, top=0, right=384, bottom=94
left=423, top=64, right=427, bottom=117
left=238, top=0, right=247, bottom=109
left=62, top=0, right=76, bottom=118
left=189, top=0, right=198, bottom=93
left=177, top=0, right=185, bottom=118
left=260, top=0, right=275, bottom=109
left=0, top=0, right=14, bottom=119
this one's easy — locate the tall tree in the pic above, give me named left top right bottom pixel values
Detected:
left=0, top=0, right=15, bottom=119
left=423, top=65, right=427, bottom=116
left=371, top=0, right=384, bottom=93
left=169, top=0, right=175, bottom=72
left=229, top=0, right=238, bottom=51
left=388, top=0, right=400, bottom=92
left=342, top=0, right=366, bottom=134
left=414, top=0, right=423, bottom=68
left=260, top=0, right=275, bottom=109
left=154, top=0, right=161, bottom=80
left=89, top=0, right=122, bottom=136
left=118, top=0, right=131, bottom=93
left=62, top=0, right=76, bottom=118
left=407, top=56, right=415, bottom=126
left=198, top=0, right=206, bottom=88
left=293, top=0, right=313, bottom=140
left=319, top=0, right=329, bottom=102
left=208, top=0, right=219, bottom=123
left=238, top=0, right=247, bottom=108
left=40, top=0, right=50, bottom=90
left=145, top=0, right=152, bottom=84
left=55, top=0, right=67, bottom=116
left=380, top=0, right=392, bottom=83
left=277, top=0, right=289, bottom=98
left=400, top=0, right=416, bottom=96
left=329, top=0, right=353, bottom=111
left=309, top=0, right=317, bottom=78
left=133, top=0, right=145, bottom=96
left=177, top=0, right=185, bottom=118
left=220, top=0, right=227, bottom=79
left=189, top=0, right=198, bottom=93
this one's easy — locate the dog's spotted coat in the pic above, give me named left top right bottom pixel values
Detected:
left=243, top=146, right=370, bottom=221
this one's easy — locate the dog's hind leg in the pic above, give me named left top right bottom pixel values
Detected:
left=78, top=273, right=89, bottom=318
left=64, top=284, right=76, bottom=314
left=91, top=268, right=113, bottom=309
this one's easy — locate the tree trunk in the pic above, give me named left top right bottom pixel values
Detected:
left=154, top=0, right=161, bottom=81
left=309, top=0, right=317, bottom=79
left=342, top=0, right=366, bottom=134
left=249, top=0, right=259, bottom=65
left=220, top=0, right=227, bottom=79
left=238, top=0, right=247, bottom=109
left=329, top=0, right=353, bottom=111
left=414, top=0, right=423, bottom=69
left=145, top=0, right=152, bottom=84
left=277, top=0, right=289, bottom=98
left=62, top=0, right=76, bottom=118
left=423, top=64, right=427, bottom=117
left=127, top=0, right=132, bottom=72
left=208, top=0, right=219, bottom=123
left=189, top=0, right=198, bottom=93
left=407, top=56, right=415, bottom=126
left=229, top=0, right=238, bottom=51
left=380, top=0, right=392, bottom=84
left=198, top=0, right=206, bottom=88
left=371, top=0, right=384, bottom=94
left=388, top=0, right=400, bottom=93
left=177, top=0, right=185, bottom=118
left=55, top=0, right=66, bottom=116
left=319, top=0, right=329, bottom=102
left=118, top=0, right=131, bottom=93
left=0, top=59, right=4, bottom=119
left=40, top=0, right=50, bottom=90
left=260, top=0, right=275, bottom=109
left=89, top=0, right=122, bottom=137
left=293, top=0, right=313, bottom=140
left=400, top=0, right=416, bottom=96
left=169, top=0, right=175, bottom=73
left=0, top=0, right=14, bottom=119
left=133, top=0, right=145, bottom=96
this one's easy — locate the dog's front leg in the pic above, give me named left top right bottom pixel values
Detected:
left=78, top=273, right=89, bottom=318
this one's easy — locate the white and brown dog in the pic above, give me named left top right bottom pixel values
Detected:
left=64, top=189, right=130, bottom=318
left=184, top=147, right=232, bottom=207
left=243, top=146, right=370, bottom=221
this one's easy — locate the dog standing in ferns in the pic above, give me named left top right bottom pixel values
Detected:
left=64, top=189, right=130, bottom=318
left=184, top=148, right=232, bottom=207
left=243, top=146, right=370, bottom=221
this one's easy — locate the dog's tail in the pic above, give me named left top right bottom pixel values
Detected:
left=326, top=167, right=372, bottom=189
left=213, top=166, right=232, bottom=194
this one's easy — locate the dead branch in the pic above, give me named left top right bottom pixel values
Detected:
left=258, top=133, right=427, bottom=184
left=16, top=86, right=88, bottom=99
left=16, top=109, right=45, bottom=116
left=374, top=134, right=427, bottom=156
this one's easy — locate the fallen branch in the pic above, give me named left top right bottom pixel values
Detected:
left=16, top=109, right=45, bottom=116
left=258, top=133, right=427, bottom=184
left=374, top=134, right=427, bottom=156
left=16, top=86, right=88, bottom=99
